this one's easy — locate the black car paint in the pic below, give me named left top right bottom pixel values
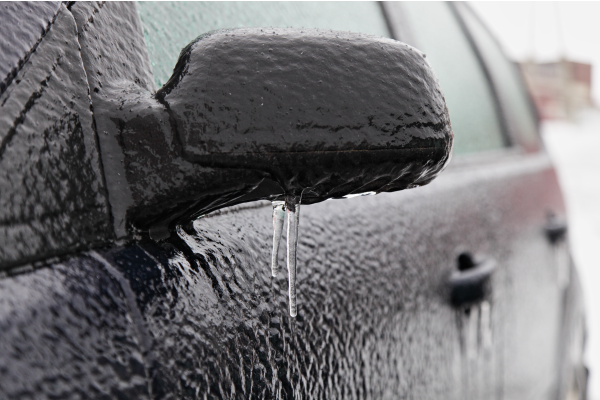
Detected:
left=0, top=1, right=60, bottom=95
left=0, top=2, right=586, bottom=400
left=0, top=3, right=110, bottom=270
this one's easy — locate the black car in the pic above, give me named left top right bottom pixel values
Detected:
left=0, top=1, right=587, bottom=399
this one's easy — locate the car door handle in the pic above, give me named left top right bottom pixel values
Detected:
left=545, top=218, right=568, bottom=244
left=448, top=257, right=496, bottom=307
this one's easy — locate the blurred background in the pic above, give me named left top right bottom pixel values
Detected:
left=471, top=2, right=600, bottom=399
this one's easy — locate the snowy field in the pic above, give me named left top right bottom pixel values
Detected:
left=542, top=110, right=600, bottom=400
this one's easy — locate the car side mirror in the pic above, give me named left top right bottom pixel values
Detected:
left=96, top=28, right=453, bottom=239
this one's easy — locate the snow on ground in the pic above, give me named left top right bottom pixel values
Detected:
left=542, top=109, right=600, bottom=400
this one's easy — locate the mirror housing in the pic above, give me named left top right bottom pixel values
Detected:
left=96, top=28, right=453, bottom=239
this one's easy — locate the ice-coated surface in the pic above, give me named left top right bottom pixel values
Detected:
left=0, top=5, right=110, bottom=269
left=0, top=2, right=582, bottom=398
left=0, top=2, right=59, bottom=94
left=66, top=24, right=453, bottom=239
left=0, top=255, right=150, bottom=399
left=0, top=149, right=569, bottom=398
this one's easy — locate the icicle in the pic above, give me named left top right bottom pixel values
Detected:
left=271, top=201, right=286, bottom=277
left=286, top=196, right=301, bottom=317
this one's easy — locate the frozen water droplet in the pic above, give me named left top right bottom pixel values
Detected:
left=286, top=196, right=301, bottom=317
left=271, top=201, right=285, bottom=277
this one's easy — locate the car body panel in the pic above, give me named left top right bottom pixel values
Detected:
left=0, top=4, right=110, bottom=269
left=0, top=151, right=569, bottom=399
left=0, top=1, right=60, bottom=94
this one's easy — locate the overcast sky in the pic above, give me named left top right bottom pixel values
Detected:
left=470, top=1, right=600, bottom=104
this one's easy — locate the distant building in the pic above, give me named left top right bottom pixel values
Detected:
left=519, top=59, right=593, bottom=120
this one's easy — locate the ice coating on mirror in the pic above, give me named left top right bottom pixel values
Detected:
left=271, top=201, right=285, bottom=277
left=342, top=191, right=376, bottom=199
left=286, top=197, right=300, bottom=317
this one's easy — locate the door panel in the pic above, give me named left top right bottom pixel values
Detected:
left=105, top=151, right=563, bottom=399
left=94, top=155, right=576, bottom=399
left=485, top=157, right=566, bottom=400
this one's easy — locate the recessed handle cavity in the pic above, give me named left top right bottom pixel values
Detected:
left=448, top=254, right=496, bottom=307
left=545, top=218, right=568, bottom=244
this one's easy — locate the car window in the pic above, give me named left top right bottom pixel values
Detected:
left=398, top=2, right=506, bottom=155
left=456, top=3, right=540, bottom=152
left=137, top=1, right=390, bottom=88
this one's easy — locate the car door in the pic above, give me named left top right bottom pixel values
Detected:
left=0, top=2, right=577, bottom=400
left=390, top=2, right=577, bottom=399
